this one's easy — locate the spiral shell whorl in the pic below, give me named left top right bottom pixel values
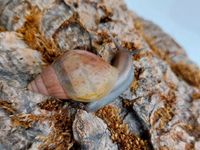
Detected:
left=28, top=74, right=48, bottom=95
left=28, top=66, right=69, bottom=99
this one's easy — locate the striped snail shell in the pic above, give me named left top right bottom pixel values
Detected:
left=28, top=50, right=119, bottom=102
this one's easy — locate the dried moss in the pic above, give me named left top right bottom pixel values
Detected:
left=171, top=62, right=200, bottom=89
left=160, top=91, right=176, bottom=105
left=38, top=98, right=65, bottom=111
left=0, top=100, right=16, bottom=114
left=7, top=97, right=74, bottom=149
left=132, top=50, right=152, bottom=62
left=17, top=7, right=61, bottom=63
left=38, top=108, right=74, bottom=150
left=122, top=41, right=139, bottom=51
left=130, top=67, right=144, bottom=92
left=96, top=105, right=148, bottom=150
left=192, top=92, right=200, bottom=100
left=142, top=35, right=168, bottom=60
left=130, top=79, right=139, bottom=92
left=11, top=113, right=47, bottom=129
left=10, top=110, right=74, bottom=149
left=181, top=124, right=200, bottom=139
left=98, top=3, right=113, bottom=23
left=0, top=26, right=6, bottom=32
left=35, top=97, right=74, bottom=149
left=185, top=143, right=195, bottom=150
left=134, top=19, right=173, bottom=61
left=151, top=104, right=174, bottom=130
left=122, top=99, right=137, bottom=109
left=149, top=89, right=175, bottom=130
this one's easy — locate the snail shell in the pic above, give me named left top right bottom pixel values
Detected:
left=28, top=50, right=118, bottom=102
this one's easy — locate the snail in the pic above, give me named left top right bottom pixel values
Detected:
left=28, top=50, right=119, bottom=102
left=28, top=36, right=137, bottom=111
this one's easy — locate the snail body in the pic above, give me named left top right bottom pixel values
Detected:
left=86, top=42, right=134, bottom=111
left=28, top=50, right=119, bottom=102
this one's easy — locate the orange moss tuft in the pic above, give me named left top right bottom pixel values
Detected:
left=35, top=97, right=74, bottom=149
left=38, top=108, right=74, bottom=150
left=0, top=100, right=16, bottom=114
left=151, top=104, right=174, bottom=130
left=38, top=98, right=64, bottom=111
left=130, top=79, right=139, bottom=92
left=181, top=124, right=200, bottom=139
left=134, top=19, right=169, bottom=62
left=185, top=144, right=195, bottom=150
left=141, top=33, right=168, bottom=61
left=130, top=66, right=145, bottom=92
left=10, top=111, right=74, bottom=148
left=8, top=97, right=74, bottom=149
left=192, top=92, right=200, bottom=100
left=11, top=114, right=47, bottom=128
left=159, top=91, right=176, bottom=105
left=171, top=62, right=200, bottom=88
left=96, top=105, right=148, bottom=150
left=17, top=7, right=61, bottom=63
left=132, top=50, right=152, bottom=61
left=0, top=26, right=6, bottom=32
left=123, top=99, right=136, bottom=108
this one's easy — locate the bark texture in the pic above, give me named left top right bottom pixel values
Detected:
left=0, top=0, right=200, bottom=149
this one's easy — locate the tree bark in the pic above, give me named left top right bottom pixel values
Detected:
left=0, top=0, right=199, bottom=149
